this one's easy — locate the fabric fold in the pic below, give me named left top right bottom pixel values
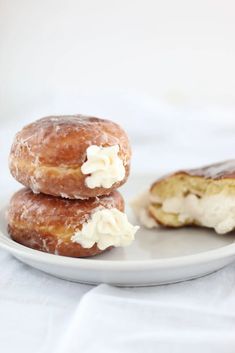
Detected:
left=55, top=264, right=235, bottom=353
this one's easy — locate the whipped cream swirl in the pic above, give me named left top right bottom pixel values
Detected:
left=81, top=145, right=125, bottom=189
left=71, top=208, right=139, bottom=250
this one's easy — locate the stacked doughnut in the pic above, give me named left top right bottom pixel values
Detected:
left=7, top=115, right=139, bottom=257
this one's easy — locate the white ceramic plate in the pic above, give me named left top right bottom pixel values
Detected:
left=1, top=175, right=235, bottom=286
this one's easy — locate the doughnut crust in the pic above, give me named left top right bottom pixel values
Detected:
left=9, top=115, right=131, bottom=198
left=149, top=160, right=235, bottom=233
left=8, top=188, right=124, bottom=257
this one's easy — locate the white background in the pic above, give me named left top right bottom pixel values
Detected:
left=1, top=0, right=235, bottom=120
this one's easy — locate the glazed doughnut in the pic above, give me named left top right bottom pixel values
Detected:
left=132, top=160, right=235, bottom=234
left=9, top=115, right=131, bottom=199
left=8, top=188, right=138, bottom=257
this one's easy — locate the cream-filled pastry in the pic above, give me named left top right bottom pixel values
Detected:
left=9, top=115, right=131, bottom=199
left=8, top=188, right=138, bottom=257
left=132, top=160, right=235, bottom=234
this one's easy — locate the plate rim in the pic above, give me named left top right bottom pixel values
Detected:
left=1, top=228, right=235, bottom=271
left=2, top=193, right=235, bottom=272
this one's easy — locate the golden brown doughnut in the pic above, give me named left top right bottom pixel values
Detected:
left=7, top=188, right=125, bottom=257
left=9, top=115, right=131, bottom=199
left=148, top=160, right=235, bottom=234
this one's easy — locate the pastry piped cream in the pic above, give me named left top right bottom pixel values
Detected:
left=71, top=208, right=139, bottom=250
left=81, top=145, right=125, bottom=189
left=162, top=193, right=235, bottom=234
left=131, top=191, right=158, bottom=228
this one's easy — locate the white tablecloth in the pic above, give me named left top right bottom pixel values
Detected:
left=1, top=101, right=235, bottom=353
left=1, top=248, right=235, bottom=353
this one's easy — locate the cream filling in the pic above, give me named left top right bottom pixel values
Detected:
left=131, top=191, right=158, bottom=228
left=162, top=193, right=235, bottom=234
left=81, top=145, right=125, bottom=189
left=71, top=208, right=139, bottom=250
